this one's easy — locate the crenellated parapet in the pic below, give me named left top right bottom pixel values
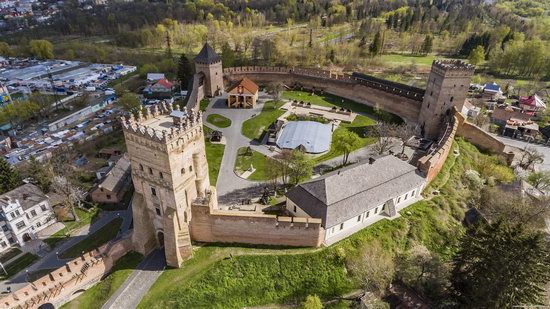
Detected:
left=120, top=101, right=203, bottom=146
left=431, top=60, right=475, bottom=77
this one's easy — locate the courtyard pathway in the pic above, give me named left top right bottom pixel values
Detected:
left=102, top=249, right=166, bottom=309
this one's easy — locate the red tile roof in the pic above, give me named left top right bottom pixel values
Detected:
left=154, top=78, right=174, bottom=89
left=228, top=77, right=259, bottom=94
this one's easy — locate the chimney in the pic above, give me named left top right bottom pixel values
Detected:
left=368, top=157, right=376, bottom=164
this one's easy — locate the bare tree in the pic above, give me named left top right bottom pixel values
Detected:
left=394, top=123, right=418, bottom=154
left=518, top=147, right=544, bottom=171
left=273, top=150, right=292, bottom=186
left=347, top=240, right=395, bottom=295
left=266, top=82, right=284, bottom=101
left=368, top=122, right=397, bottom=155
left=51, top=176, right=86, bottom=222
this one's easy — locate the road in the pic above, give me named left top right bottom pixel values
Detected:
left=494, top=136, right=550, bottom=171
left=0, top=207, right=133, bottom=293
left=102, top=249, right=166, bottom=309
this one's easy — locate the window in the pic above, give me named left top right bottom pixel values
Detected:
left=36, top=222, right=41, bottom=228
left=148, top=167, right=153, bottom=175
left=331, top=227, right=335, bottom=234
left=159, top=172, right=164, bottom=179
left=139, top=164, right=144, bottom=171
left=8, top=238, right=15, bottom=244
left=189, top=165, right=193, bottom=172
left=411, top=190, right=416, bottom=197
left=40, top=205, right=47, bottom=211
left=15, top=210, right=20, bottom=216
left=293, top=206, right=297, bottom=213
left=15, top=221, right=26, bottom=230
left=151, top=187, right=157, bottom=196
left=30, top=210, right=37, bottom=217
left=382, top=205, right=385, bottom=211
left=450, top=96, right=454, bottom=102
left=430, top=91, right=433, bottom=96
left=374, top=207, right=378, bottom=214
left=397, top=197, right=401, bottom=203
left=0, top=241, right=6, bottom=248
left=339, top=223, right=344, bottom=230
left=365, top=211, right=370, bottom=218
left=181, top=168, right=185, bottom=175
left=100, top=188, right=104, bottom=192
left=357, top=215, right=361, bottom=222
left=1, top=225, right=8, bottom=232
left=155, top=207, right=161, bottom=216
left=106, top=194, right=111, bottom=200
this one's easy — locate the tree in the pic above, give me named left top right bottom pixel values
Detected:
left=368, top=31, right=382, bottom=57
left=367, top=122, right=397, bottom=155
left=0, top=157, right=21, bottom=194
left=394, top=123, right=418, bottom=154
left=51, top=176, right=85, bottom=222
left=288, top=150, right=313, bottom=185
left=302, top=295, right=323, bottom=309
left=24, top=155, right=53, bottom=192
left=266, top=82, right=284, bottom=101
left=527, top=171, right=550, bottom=191
left=347, top=241, right=395, bottom=294
left=420, top=35, right=433, bottom=55
left=468, top=45, right=485, bottom=66
left=29, top=40, right=54, bottom=59
left=518, top=147, right=544, bottom=170
left=0, top=42, right=14, bottom=57
left=139, top=63, right=159, bottom=78
left=451, top=220, right=550, bottom=308
left=333, top=130, right=360, bottom=165
left=221, top=42, right=236, bottom=67
left=118, top=93, right=141, bottom=113
left=177, top=53, right=193, bottom=89
left=273, top=149, right=292, bottom=186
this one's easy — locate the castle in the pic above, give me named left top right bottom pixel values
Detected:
left=123, top=43, right=475, bottom=268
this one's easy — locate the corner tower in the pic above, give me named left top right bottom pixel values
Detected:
left=121, top=103, right=210, bottom=267
left=418, top=60, right=475, bottom=139
left=194, top=43, right=224, bottom=97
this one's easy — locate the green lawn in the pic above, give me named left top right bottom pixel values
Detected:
left=61, top=251, right=143, bottom=309
left=282, top=90, right=401, bottom=123
left=242, top=101, right=286, bottom=140
left=138, top=138, right=506, bottom=308
left=205, top=144, right=225, bottom=187
left=234, top=147, right=275, bottom=181
left=199, top=99, right=210, bottom=111
left=59, top=217, right=123, bottom=259
left=0, top=247, right=22, bottom=264
left=44, top=207, right=100, bottom=249
left=206, top=114, right=232, bottom=128
left=379, top=53, right=454, bottom=69
left=313, top=114, right=377, bottom=164
left=0, top=253, right=39, bottom=280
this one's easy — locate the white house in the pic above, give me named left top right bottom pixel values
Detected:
left=286, top=155, right=426, bottom=245
left=0, top=184, right=56, bottom=253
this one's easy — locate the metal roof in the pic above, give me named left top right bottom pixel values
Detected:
left=194, top=43, right=221, bottom=64
left=276, top=121, right=331, bottom=154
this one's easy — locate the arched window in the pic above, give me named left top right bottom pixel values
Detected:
left=450, top=96, right=454, bottom=102
left=139, top=164, right=144, bottom=171
left=181, top=168, right=185, bottom=175
left=189, top=165, right=193, bottom=172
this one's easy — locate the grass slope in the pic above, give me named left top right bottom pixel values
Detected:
left=203, top=126, right=225, bottom=186
left=0, top=253, right=39, bottom=280
left=61, top=251, right=143, bottom=309
left=44, top=207, right=100, bottom=249
left=207, top=114, right=232, bottom=128
left=242, top=101, right=285, bottom=140
left=138, top=138, right=513, bottom=308
left=59, top=217, right=123, bottom=259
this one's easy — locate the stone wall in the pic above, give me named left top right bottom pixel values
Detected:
left=1, top=236, right=132, bottom=309
left=458, top=121, right=506, bottom=153
left=190, top=189, right=325, bottom=247
left=223, top=66, right=422, bottom=123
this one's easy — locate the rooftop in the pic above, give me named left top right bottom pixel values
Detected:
left=228, top=77, right=259, bottom=94
left=286, top=155, right=426, bottom=227
left=433, top=59, right=475, bottom=70
left=276, top=121, right=332, bottom=153
left=0, top=183, right=47, bottom=210
left=98, top=154, right=131, bottom=192
left=195, top=43, right=221, bottom=64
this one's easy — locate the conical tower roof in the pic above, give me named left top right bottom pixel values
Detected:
left=194, top=42, right=221, bottom=64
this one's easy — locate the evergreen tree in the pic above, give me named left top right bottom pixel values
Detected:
left=420, top=35, right=433, bottom=55
left=0, top=157, right=21, bottom=194
left=177, top=53, right=193, bottom=90
left=368, top=31, right=382, bottom=57
left=221, top=42, right=236, bottom=68
left=451, top=220, right=550, bottom=308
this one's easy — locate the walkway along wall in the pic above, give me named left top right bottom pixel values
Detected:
left=190, top=189, right=325, bottom=247
left=1, top=236, right=132, bottom=309
left=223, top=66, right=422, bottom=123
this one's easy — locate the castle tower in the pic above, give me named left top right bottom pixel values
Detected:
left=194, top=43, right=224, bottom=97
left=121, top=103, right=210, bottom=267
left=418, top=60, right=475, bottom=139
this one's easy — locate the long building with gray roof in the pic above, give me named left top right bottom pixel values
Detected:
left=286, top=155, right=426, bottom=245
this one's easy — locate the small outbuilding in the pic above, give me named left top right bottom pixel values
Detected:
left=227, top=78, right=259, bottom=108
left=276, top=121, right=332, bottom=154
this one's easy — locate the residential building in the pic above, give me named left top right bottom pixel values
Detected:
left=90, top=154, right=131, bottom=204
left=227, top=77, right=259, bottom=108
left=286, top=155, right=426, bottom=245
left=519, top=95, right=546, bottom=114
left=483, top=82, right=502, bottom=97
left=144, top=78, right=174, bottom=99
left=0, top=184, right=55, bottom=253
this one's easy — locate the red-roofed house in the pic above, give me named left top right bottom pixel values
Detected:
left=227, top=78, right=259, bottom=108
left=519, top=95, right=546, bottom=113
left=144, top=78, right=174, bottom=99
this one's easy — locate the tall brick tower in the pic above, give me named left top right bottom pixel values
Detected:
left=194, top=42, right=224, bottom=97
left=418, top=60, right=475, bottom=139
left=121, top=103, right=210, bottom=267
